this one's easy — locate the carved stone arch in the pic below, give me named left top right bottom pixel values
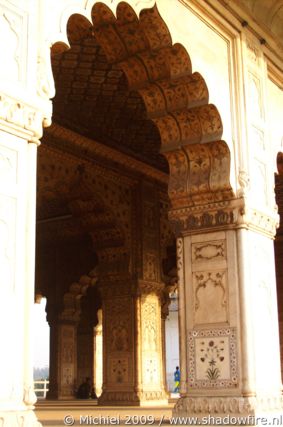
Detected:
left=47, top=0, right=234, bottom=220
left=61, top=268, right=99, bottom=321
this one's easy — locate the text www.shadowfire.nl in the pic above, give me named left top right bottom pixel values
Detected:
left=63, top=414, right=283, bottom=425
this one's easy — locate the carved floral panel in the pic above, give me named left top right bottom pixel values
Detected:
left=188, top=328, right=238, bottom=389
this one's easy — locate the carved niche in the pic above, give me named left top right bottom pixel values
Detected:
left=105, top=296, right=132, bottom=353
left=192, top=240, right=226, bottom=263
left=141, top=297, right=159, bottom=352
left=193, top=270, right=228, bottom=325
left=143, top=252, right=158, bottom=282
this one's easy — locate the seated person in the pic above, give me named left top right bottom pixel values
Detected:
left=77, top=377, right=91, bottom=399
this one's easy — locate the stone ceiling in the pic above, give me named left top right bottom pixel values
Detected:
left=51, top=13, right=167, bottom=172
left=228, top=0, right=283, bottom=50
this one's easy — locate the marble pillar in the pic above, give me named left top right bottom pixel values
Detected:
left=93, top=309, right=103, bottom=397
left=47, top=321, right=77, bottom=399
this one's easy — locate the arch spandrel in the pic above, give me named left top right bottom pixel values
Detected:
left=47, top=0, right=235, bottom=234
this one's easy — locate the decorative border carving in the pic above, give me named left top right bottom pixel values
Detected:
left=188, top=328, right=238, bottom=389
left=169, top=205, right=237, bottom=235
left=192, top=240, right=226, bottom=263
left=169, top=198, right=279, bottom=238
left=174, top=395, right=283, bottom=416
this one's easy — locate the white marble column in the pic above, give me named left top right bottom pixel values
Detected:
left=0, top=131, right=41, bottom=426
left=93, top=309, right=103, bottom=397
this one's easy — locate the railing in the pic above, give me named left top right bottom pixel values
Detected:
left=34, top=380, right=49, bottom=399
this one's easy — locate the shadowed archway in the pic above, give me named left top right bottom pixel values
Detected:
left=39, top=0, right=235, bottom=406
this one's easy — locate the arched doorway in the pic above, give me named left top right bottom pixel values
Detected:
left=36, top=0, right=240, bottom=412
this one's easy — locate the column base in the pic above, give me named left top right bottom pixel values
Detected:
left=98, top=390, right=168, bottom=406
left=138, top=390, right=169, bottom=406
left=98, top=390, right=140, bottom=406
left=0, top=409, right=42, bottom=427
left=46, top=391, right=75, bottom=400
left=173, top=395, right=283, bottom=425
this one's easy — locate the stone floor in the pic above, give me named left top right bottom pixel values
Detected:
left=35, top=399, right=178, bottom=427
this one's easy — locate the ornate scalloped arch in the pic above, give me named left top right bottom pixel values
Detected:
left=49, top=0, right=234, bottom=215
left=61, top=268, right=99, bottom=321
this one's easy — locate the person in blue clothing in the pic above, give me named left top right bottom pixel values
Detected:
left=174, top=366, right=180, bottom=393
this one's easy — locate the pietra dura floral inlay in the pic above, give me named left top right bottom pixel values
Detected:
left=188, top=328, right=238, bottom=389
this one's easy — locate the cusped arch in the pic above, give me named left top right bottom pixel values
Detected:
left=61, top=268, right=99, bottom=321
left=49, top=0, right=234, bottom=212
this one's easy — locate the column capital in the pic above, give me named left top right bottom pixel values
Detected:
left=169, top=197, right=279, bottom=239
left=98, top=274, right=135, bottom=298
left=137, top=280, right=166, bottom=298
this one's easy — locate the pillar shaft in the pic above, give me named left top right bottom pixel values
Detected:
left=98, top=280, right=139, bottom=405
left=98, top=277, right=168, bottom=406
left=93, top=309, right=103, bottom=397
left=47, top=321, right=77, bottom=399
left=0, top=129, right=41, bottom=425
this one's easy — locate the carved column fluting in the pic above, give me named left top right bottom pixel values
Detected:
left=47, top=319, right=78, bottom=400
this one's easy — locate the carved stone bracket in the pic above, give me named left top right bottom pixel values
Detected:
left=0, top=93, right=47, bottom=141
left=137, top=280, right=165, bottom=297
left=238, top=204, right=279, bottom=238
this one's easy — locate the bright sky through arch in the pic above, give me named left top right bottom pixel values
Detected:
left=32, top=297, right=49, bottom=368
